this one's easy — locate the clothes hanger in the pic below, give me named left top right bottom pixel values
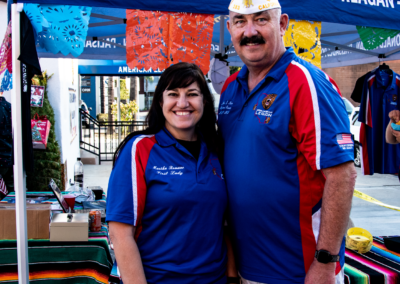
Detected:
left=378, top=58, right=391, bottom=74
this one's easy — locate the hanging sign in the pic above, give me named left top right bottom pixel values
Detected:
left=30, top=85, right=45, bottom=107
left=126, top=10, right=214, bottom=74
left=31, top=114, right=51, bottom=149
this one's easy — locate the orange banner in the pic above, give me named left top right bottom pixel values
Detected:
left=126, top=10, right=214, bottom=74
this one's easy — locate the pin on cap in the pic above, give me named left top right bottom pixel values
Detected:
left=229, top=0, right=281, bottom=15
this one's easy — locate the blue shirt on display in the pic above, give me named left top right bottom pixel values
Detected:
left=218, top=48, right=353, bottom=284
left=358, top=69, right=400, bottom=175
left=106, top=128, right=227, bottom=284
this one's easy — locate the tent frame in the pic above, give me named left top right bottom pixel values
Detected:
left=11, top=3, right=30, bottom=283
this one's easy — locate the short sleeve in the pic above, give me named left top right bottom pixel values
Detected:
left=287, top=63, right=354, bottom=170
left=358, top=76, right=372, bottom=127
left=106, top=135, right=156, bottom=226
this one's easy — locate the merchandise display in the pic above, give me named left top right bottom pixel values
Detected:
left=358, top=66, right=400, bottom=175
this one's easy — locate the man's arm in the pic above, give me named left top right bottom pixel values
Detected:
left=386, top=110, right=400, bottom=144
left=305, top=161, right=357, bottom=284
left=109, top=221, right=147, bottom=284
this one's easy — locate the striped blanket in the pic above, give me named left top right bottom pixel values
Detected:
left=110, top=236, right=400, bottom=284
left=345, top=236, right=400, bottom=284
left=0, top=227, right=112, bottom=283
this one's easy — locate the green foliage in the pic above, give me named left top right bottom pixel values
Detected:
left=120, top=79, right=129, bottom=100
left=229, top=66, right=241, bottom=75
left=97, top=113, right=108, bottom=122
left=111, top=101, right=139, bottom=121
left=26, top=71, right=63, bottom=191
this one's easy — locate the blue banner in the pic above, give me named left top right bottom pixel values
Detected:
left=18, top=0, right=400, bottom=30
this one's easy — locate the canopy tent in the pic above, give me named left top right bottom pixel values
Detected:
left=30, top=2, right=400, bottom=69
left=9, top=1, right=400, bottom=283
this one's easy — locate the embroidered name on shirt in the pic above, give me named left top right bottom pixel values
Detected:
left=219, top=100, right=234, bottom=115
left=153, top=165, right=185, bottom=176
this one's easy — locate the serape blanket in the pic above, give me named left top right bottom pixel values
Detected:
left=0, top=226, right=112, bottom=284
left=344, top=236, right=400, bottom=284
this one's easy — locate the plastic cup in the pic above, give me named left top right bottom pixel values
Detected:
left=63, top=194, right=76, bottom=210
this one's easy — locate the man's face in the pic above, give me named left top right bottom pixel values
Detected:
left=227, top=10, right=288, bottom=68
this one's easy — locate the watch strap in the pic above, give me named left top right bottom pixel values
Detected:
left=315, top=249, right=340, bottom=263
left=227, top=277, right=241, bottom=284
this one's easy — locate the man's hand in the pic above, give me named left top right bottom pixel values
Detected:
left=389, top=110, right=400, bottom=124
left=305, top=260, right=336, bottom=284
left=387, top=110, right=400, bottom=144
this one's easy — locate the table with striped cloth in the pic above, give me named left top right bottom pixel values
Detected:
left=344, top=236, right=400, bottom=284
left=109, top=236, right=400, bottom=284
left=0, top=226, right=112, bottom=284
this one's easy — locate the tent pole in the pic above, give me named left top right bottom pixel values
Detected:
left=11, top=3, right=30, bottom=284
left=219, top=15, right=225, bottom=56
left=116, top=77, right=121, bottom=145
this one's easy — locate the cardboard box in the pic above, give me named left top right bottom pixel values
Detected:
left=50, top=213, right=89, bottom=242
left=0, top=204, right=51, bottom=239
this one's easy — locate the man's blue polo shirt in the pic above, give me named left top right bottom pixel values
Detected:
left=358, top=69, right=400, bottom=175
left=218, top=48, right=353, bottom=284
left=106, top=128, right=227, bottom=284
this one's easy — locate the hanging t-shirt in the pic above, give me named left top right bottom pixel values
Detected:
left=358, top=69, right=400, bottom=175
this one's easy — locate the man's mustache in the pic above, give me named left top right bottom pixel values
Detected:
left=240, top=36, right=266, bottom=46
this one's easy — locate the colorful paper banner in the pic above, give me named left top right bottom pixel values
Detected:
left=126, top=10, right=214, bottom=74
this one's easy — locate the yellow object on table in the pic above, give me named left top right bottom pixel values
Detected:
left=345, top=227, right=373, bottom=254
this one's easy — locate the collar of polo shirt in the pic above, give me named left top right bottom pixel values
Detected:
left=228, top=0, right=281, bottom=15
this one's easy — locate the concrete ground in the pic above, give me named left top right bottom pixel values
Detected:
left=350, top=167, right=400, bottom=236
left=84, top=163, right=400, bottom=236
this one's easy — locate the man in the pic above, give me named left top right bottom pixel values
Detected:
left=386, top=110, right=400, bottom=144
left=218, top=1, right=357, bottom=283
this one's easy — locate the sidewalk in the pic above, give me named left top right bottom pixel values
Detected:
left=83, top=161, right=113, bottom=194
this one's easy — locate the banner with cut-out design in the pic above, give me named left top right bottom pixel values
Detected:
left=284, top=20, right=321, bottom=69
left=126, top=10, right=214, bottom=74
left=24, top=4, right=92, bottom=57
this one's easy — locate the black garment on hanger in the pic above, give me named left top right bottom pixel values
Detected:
left=18, top=11, right=42, bottom=173
left=351, top=72, right=371, bottom=103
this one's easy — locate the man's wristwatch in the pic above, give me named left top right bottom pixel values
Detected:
left=227, top=276, right=240, bottom=284
left=314, top=249, right=340, bottom=264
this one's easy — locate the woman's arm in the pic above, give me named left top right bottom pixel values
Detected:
left=386, top=110, right=400, bottom=144
left=224, top=226, right=238, bottom=281
left=109, top=221, right=147, bottom=284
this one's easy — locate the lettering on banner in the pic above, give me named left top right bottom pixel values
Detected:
left=341, top=0, right=396, bottom=9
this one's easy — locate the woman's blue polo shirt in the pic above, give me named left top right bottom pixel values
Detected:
left=106, top=128, right=227, bottom=284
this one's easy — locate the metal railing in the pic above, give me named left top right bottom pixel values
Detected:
left=79, top=109, right=148, bottom=164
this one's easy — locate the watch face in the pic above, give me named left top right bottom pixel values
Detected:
left=317, top=250, right=332, bottom=264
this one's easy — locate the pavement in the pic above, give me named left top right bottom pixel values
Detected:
left=84, top=162, right=400, bottom=236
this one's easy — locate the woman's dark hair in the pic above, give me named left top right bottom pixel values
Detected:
left=113, top=62, right=218, bottom=166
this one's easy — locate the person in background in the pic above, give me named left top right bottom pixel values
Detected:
left=386, top=110, right=400, bottom=144
left=218, top=0, right=357, bottom=283
left=106, top=62, right=237, bottom=284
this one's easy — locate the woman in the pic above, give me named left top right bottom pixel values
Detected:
left=106, top=63, right=236, bottom=284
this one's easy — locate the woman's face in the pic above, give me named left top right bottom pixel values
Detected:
left=161, top=81, right=204, bottom=140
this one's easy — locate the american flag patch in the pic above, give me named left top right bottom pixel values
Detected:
left=337, top=134, right=352, bottom=145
